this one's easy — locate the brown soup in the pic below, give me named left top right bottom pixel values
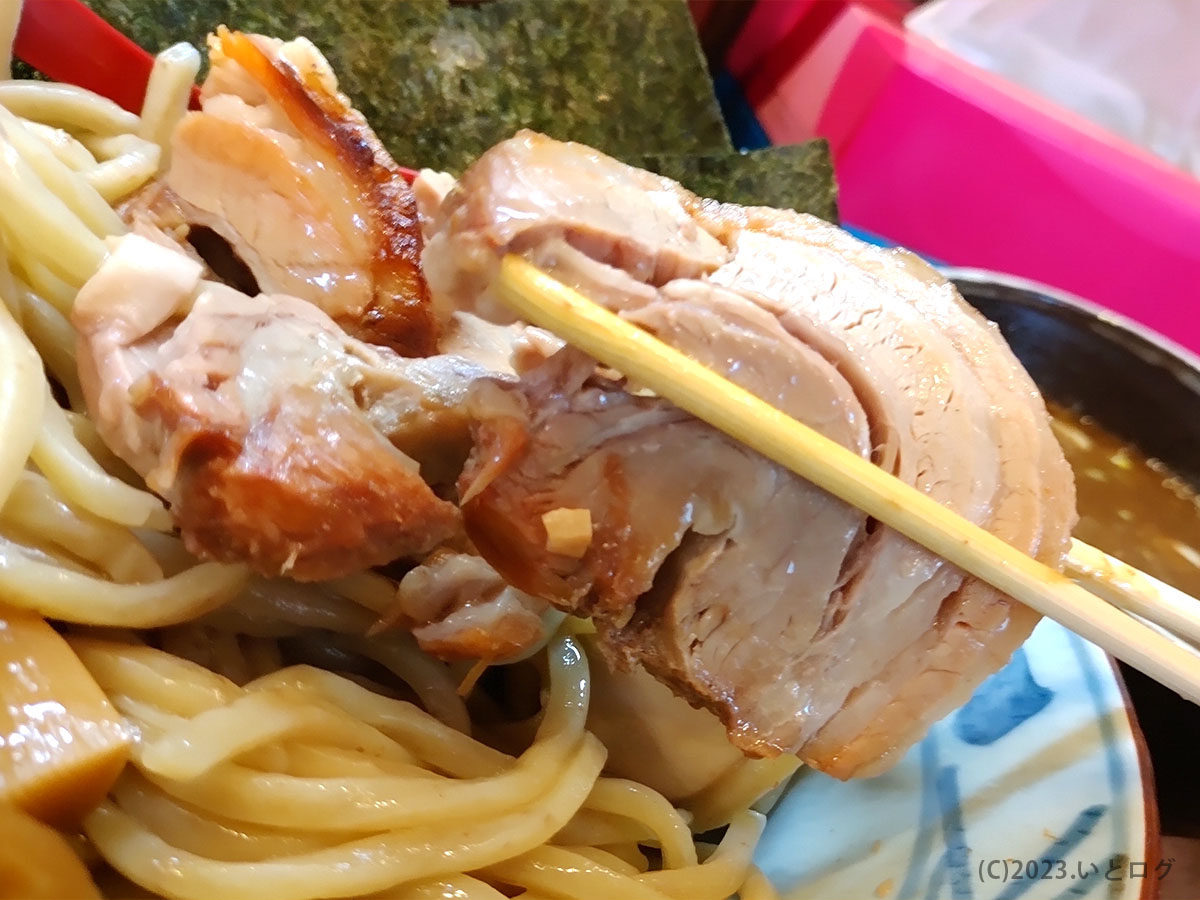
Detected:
left=1048, top=403, right=1200, bottom=835
left=1049, top=403, right=1200, bottom=596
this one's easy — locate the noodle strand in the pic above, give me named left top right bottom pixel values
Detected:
left=0, top=299, right=44, bottom=504
left=0, top=130, right=106, bottom=285
left=138, top=43, right=201, bottom=166
left=0, top=555, right=248, bottom=626
left=31, top=395, right=173, bottom=530
left=0, top=103, right=126, bottom=237
left=0, top=82, right=141, bottom=135
left=0, top=471, right=163, bottom=582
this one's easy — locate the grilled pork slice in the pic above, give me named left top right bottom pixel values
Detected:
left=72, top=235, right=471, bottom=581
left=123, top=28, right=435, bottom=356
left=429, top=131, right=1076, bottom=778
left=74, top=233, right=558, bottom=658
left=391, top=549, right=551, bottom=661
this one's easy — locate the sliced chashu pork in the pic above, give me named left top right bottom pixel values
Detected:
left=122, top=28, right=436, bottom=356
left=73, top=235, right=463, bottom=580
left=74, top=229, right=558, bottom=657
left=426, top=131, right=1076, bottom=778
left=388, top=549, right=553, bottom=661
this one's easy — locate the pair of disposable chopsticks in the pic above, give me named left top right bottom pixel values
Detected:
left=496, top=254, right=1200, bottom=705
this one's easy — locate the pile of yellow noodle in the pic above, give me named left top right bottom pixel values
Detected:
left=0, top=24, right=794, bottom=900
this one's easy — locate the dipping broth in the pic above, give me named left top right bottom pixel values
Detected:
left=1048, top=403, right=1200, bottom=596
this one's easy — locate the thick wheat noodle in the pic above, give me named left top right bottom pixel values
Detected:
left=484, top=846, right=676, bottom=900
left=323, top=571, right=403, bottom=615
left=0, top=131, right=107, bottom=285
left=159, top=626, right=286, bottom=686
left=14, top=279, right=83, bottom=408
left=581, top=778, right=696, bottom=868
left=487, top=813, right=765, bottom=900
left=83, top=639, right=476, bottom=774
left=202, top=579, right=376, bottom=636
left=208, top=665, right=511, bottom=779
left=738, top=866, right=783, bottom=900
left=0, top=549, right=248, bottom=626
left=81, top=131, right=163, bottom=206
left=138, top=42, right=201, bottom=165
left=557, top=844, right=643, bottom=876
left=328, top=632, right=471, bottom=734
left=77, top=636, right=769, bottom=898
left=638, top=811, right=766, bottom=898
left=107, top=694, right=188, bottom=742
left=15, top=253, right=77, bottom=312
left=0, top=103, right=126, bottom=236
left=81, top=636, right=610, bottom=900
left=0, top=300, right=44, bottom=504
left=685, top=754, right=803, bottom=833
left=72, top=637, right=240, bottom=713
left=0, top=531, right=97, bottom=576
left=111, top=772, right=348, bottom=862
left=136, top=649, right=587, bottom=830
left=372, top=876, right=510, bottom=900
left=230, top=570, right=411, bottom=633
left=159, top=626, right=247, bottom=683
left=206, top=630, right=254, bottom=684
left=549, top=808, right=659, bottom=847
left=62, top=409, right=146, bottom=485
left=203, top=586, right=472, bottom=733
left=591, top=842, right=651, bottom=872
left=139, top=733, right=582, bottom=833
left=139, top=688, right=421, bottom=780
left=239, top=633, right=285, bottom=680
left=83, top=140, right=162, bottom=203
left=0, top=234, right=20, bottom=320
left=31, top=395, right=173, bottom=529
left=87, top=738, right=606, bottom=900
left=0, top=471, right=163, bottom=582
left=0, top=82, right=141, bottom=135
left=22, top=120, right=99, bottom=171
left=278, top=744, right=435, bottom=780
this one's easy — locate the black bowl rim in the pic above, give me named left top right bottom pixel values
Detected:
left=941, top=267, right=1183, bottom=876
left=941, top=266, right=1200, bottom=385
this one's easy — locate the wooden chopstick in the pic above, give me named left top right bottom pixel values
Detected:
left=1067, top=539, right=1200, bottom=648
left=495, top=254, right=1200, bottom=705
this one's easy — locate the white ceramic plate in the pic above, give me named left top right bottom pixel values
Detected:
left=756, top=620, right=1153, bottom=900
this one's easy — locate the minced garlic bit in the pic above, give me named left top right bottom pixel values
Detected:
left=541, top=507, right=593, bottom=558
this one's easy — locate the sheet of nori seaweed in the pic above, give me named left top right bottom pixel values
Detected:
left=639, top=141, right=839, bottom=224
left=82, top=0, right=731, bottom=170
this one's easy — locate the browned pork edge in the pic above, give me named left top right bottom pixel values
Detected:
left=217, top=28, right=436, bottom=355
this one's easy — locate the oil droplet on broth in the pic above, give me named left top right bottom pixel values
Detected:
left=1048, top=403, right=1200, bottom=597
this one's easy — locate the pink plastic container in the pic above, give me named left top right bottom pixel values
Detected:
left=745, top=4, right=1200, bottom=355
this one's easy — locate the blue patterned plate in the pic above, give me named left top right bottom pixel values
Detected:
left=756, top=620, right=1153, bottom=900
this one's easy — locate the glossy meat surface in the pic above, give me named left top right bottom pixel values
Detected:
left=73, top=235, right=460, bottom=580
left=429, top=132, right=1076, bottom=777
left=392, top=549, right=550, bottom=661
left=73, top=224, right=556, bottom=655
left=126, top=29, right=436, bottom=355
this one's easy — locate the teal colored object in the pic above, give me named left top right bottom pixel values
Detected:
left=756, top=621, right=1149, bottom=899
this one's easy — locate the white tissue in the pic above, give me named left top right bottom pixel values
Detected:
left=908, top=0, right=1200, bottom=177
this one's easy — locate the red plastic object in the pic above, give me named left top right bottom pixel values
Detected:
left=748, top=4, right=1200, bottom=354
left=14, top=0, right=197, bottom=113
left=10, top=0, right=418, bottom=182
